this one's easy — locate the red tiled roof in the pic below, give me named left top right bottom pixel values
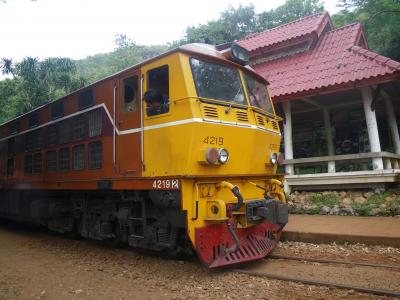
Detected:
left=238, top=11, right=331, bottom=53
left=248, top=22, right=400, bottom=101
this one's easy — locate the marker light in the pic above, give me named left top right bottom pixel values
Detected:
left=206, top=148, right=220, bottom=165
left=270, top=153, right=278, bottom=165
left=218, top=148, right=229, bottom=164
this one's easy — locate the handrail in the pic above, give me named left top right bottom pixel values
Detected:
left=113, top=84, right=116, bottom=168
left=140, top=74, right=144, bottom=171
left=284, top=152, right=400, bottom=166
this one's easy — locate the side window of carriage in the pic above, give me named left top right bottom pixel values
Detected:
left=52, top=101, right=64, bottom=119
left=145, top=65, right=169, bottom=116
left=78, top=89, right=94, bottom=110
left=7, top=157, right=14, bottom=176
left=123, top=75, right=138, bottom=113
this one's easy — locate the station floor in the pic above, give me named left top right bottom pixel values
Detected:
left=282, top=215, right=400, bottom=247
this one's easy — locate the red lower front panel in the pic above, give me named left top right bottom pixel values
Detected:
left=195, top=222, right=281, bottom=268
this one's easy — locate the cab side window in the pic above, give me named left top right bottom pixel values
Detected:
left=123, top=76, right=138, bottom=112
left=145, top=65, right=169, bottom=116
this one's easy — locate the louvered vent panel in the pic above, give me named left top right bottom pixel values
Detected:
left=202, top=105, right=219, bottom=118
left=256, top=115, right=265, bottom=126
left=236, top=111, right=249, bottom=122
left=271, top=120, right=279, bottom=130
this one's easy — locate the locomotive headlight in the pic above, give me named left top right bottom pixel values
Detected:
left=218, top=148, right=229, bottom=164
left=231, top=43, right=249, bottom=65
left=205, top=148, right=229, bottom=165
left=270, top=153, right=278, bottom=164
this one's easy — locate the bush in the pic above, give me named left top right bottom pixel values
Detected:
left=289, top=189, right=400, bottom=217
left=308, top=192, right=338, bottom=208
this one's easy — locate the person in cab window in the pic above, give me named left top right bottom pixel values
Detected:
left=250, top=85, right=262, bottom=107
left=123, top=76, right=138, bottom=113
left=145, top=89, right=168, bottom=116
left=124, top=84, right=135, bottom=112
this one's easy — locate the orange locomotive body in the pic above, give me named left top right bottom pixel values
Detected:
left=0, top=60, right=187, bottom=253
left=0, top=44, right=288, bottom=267
left=0, top=70, right=147, bottom=190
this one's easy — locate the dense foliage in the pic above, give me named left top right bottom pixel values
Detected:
left=0, top=57, right=86, bottom=121
left=0, top=0, right=399, bottom=123
left=0, top=37, right=167, bottom=124
left=171, top=0, right=324, bottom=46
left=76, top=34, right=168, bottom=83
left=333, top=0, right=400, bottom=61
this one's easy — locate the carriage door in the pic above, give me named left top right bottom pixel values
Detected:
left=117, top=72, right=142, bottom=176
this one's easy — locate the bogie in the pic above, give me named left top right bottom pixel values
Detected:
left=0, top=189, right=188, bottom=255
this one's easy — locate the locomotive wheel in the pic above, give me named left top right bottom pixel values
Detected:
left=64, top=218, right=82, bottom=240
left=105, top=220, right=126, bottom=248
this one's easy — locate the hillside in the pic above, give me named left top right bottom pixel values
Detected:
left=75, top=43, right=168, bottom=84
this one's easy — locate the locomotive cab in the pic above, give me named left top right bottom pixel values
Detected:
left=140, top=44, right=283, bottom=177
left=138, top=43, right=288, bottom=267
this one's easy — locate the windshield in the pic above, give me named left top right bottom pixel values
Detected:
left=243, top=73, right=274, bottom=115
left=190, top=58, right=246, bottom=105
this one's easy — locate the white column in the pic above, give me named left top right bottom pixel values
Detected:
left=392, top=159, right=400, bottom=169
left=283, top=101, right=294, bottom=175
left=361, top=87, right=384, bottom=170
left=383, top=158, right=392, bottom=170
left=323, top=108, right=336, bottom=173
left=382, top=92, right=400, bottom=154
left=282, top=101, right=294, bottom=194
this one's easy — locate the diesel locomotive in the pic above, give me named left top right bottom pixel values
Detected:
left=0, top=43, right=288, bottom=267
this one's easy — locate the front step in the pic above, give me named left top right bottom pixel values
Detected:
left=129, top=234, right=145, bottom=239
left=127, top=198, right=147, bottom=247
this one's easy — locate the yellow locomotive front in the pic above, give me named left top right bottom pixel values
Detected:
left=140, top=43, right=288, bottom=267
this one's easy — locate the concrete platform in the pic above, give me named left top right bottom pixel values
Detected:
left=282, top=215, right=400, bottom=247
left=285, top=169, right=400, bottom=191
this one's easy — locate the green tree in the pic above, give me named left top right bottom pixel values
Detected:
left=333, top=0, right=400, bottom=60
left=258, top=0, right=324, bottom=30
left=1, top=56, right=85, bottom=113
left=185, top=21, right=228, bottom=44
left=75, top=35, right=168, bottom=83
left=178, top=0, right=324, bottom=45
left=184, top=4, right=258, bottom=45
left=0, top=79, right=23, bottom=123
left=219, top=4, right=258, bottom=41
left=114, top=33, right=135, bottom=49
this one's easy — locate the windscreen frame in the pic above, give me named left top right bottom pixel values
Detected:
left=189, top=56, right=248, bottom=107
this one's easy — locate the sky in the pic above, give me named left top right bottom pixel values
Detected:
left=0, top=0, right=340, bottom=62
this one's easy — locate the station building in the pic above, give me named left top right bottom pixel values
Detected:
left=237, top=11, right=400, bottom=192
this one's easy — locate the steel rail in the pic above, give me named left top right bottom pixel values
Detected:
left=268, top=254, right=400, bottom=270
left=232, top=269, right=400, bottom=298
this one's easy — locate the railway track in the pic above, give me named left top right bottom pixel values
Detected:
left=233, top=254, right=400, bottom=298
left=268, top=254, right=400, bottom=270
